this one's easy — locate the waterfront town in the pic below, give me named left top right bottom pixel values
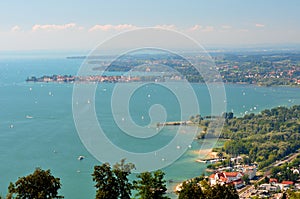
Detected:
left=174, top=105, right=300, bottom=198
left=28, top=52, right=300, bottom=87
left=175, top=150, right=300, bottom=198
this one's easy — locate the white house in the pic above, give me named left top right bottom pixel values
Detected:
left=209, top=172, right=243, bottom=186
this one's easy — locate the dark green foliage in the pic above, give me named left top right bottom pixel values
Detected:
left=222, top=112, right=234, bottom=120
left=242, top=174, right=250, bottom=185
left=190, top=114, right=203, bottom=124
left=93, top=163, right=119, bottom=199
left=282, top=192, right=287, bottom=199
left=220, top=105, right=300, bottom=169
left=7, top=168, right=63, bottom=199
left=177, top=179, right=239, bottom=199
left=134, top=170, right=169, bottom=199
left=217, top=152, right=224, bottom=160
left=287, top=189, right=300, bottom=199
left=113, top=159, right=135, bottom=199
left=92, top=159, right=135, bottom=199
left=206, top=184, right=239, bottom=199
left=177, top=178, right=204, bottom=199
left=271, top=157, right=300, bottom=182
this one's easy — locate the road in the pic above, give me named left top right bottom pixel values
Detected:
left=264, top=150, right=300, bottom=176
left=239, top=150, right=300, bottom=198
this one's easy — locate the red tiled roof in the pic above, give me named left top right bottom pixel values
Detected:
left=233, top=179, right=243, bottom=185
left=282, top=181, right=294, bottom=185
left=210, top=172, right=243, bottom=182
left=218, top=173, right=226, bottom=178
left=220, top=177, right=228, bottom=182
left=270, top=178, right=278, bottom=183
left=228, top=179, right=243, bottom=186
left=224, top=172, right=239, bottom=177
left=209, top=174, right=215, bottom=179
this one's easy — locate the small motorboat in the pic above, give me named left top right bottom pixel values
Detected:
left=78, top=155, right=85, bottom=161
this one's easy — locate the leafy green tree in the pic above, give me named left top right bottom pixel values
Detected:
left=281, top=192, right=287, bottom=199
left=242, top=174, right=250, bottom=185
left=92, top=159, right=135, bottom=199
left=177, top=179, right=204, bottom=199
left=217, top=105, right=300, bottom=170
left=113, top=159, right=135, bottom=199
left=287, top=189, right=300, bottom=199
left=271, top=164, right=299, bottom=183
left=93, top=163, right=119, bottom=199
left=134, top=170, right=169, bottom=199
left=7, top=168, right=63, bottom=199
left=205, top=183, right=239, bottom=199
left=217, top=152, right=224, bottom=160
left=177, top=178, right=239, bottom=199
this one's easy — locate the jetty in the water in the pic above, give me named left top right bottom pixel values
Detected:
left=156, top=120, right=193, bottom=127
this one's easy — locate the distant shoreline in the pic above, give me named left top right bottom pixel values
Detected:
left=25, top=75, right=300, bottom=88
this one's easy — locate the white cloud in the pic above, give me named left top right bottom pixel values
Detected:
left=32, top=23, right=77, bottom=31
left=154, top=24, right=177, bottom=30
left=221, top=25, right=232, bottom=29
left=189, top=24, right=202, bottom=31
left=11, top=25, right=21, bottom=32
left=255, top=23, right=265, bottom=28
left=88, top=24, right=137, bottom=32
left=188, top=25, right=214, bottom=32
left=3, top=22, right=300, bottom=51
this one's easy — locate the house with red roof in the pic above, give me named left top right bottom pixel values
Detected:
left=281, top=181, right=294, bottom=185
left=209, top=172, right=244, bottom=188
left=279, top=181, right=294, bottom=190
left=269, top=178, right=278, bottom=184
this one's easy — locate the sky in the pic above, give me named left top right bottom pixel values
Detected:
left=0, top=0, right=300, bottom=51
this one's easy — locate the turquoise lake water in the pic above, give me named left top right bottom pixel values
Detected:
left=0, top=57, right=300, bottom=198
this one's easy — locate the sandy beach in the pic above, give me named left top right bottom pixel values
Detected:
left=192, top=148, right=218, bottom=160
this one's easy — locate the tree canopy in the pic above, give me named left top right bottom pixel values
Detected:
left=134, top=170, right=169, bottom=199
left=207, top=105, right=300, bottom=170
left=92, top=159, right=135, bottom=199
left=177, top=178, right=239, bottom=199
left=7, top=168, right=63, bottom=199
left=177, top=178, right=204, bottom=199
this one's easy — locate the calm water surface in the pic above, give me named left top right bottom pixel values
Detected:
left=0, top=58, right=299, bottom=198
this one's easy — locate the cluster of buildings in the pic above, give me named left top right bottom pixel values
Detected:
left=209, top=165, right=257, bottom=189
left=244, top=180, right=300, bottom=199
left=216, top=61, right=300, bottom=86
left=209, top=172, right=244, bottom=189
left=26, top=75, right=141, bottom=83
left=26, top=73, right=183, bottom=83
left=208, top=166, right=300, bottom=198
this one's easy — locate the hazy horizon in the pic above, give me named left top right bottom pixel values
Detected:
left=1, top=0, right=300, bottom=51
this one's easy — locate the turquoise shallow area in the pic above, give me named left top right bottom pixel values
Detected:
left=0, top=58, right=300, bottom=198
